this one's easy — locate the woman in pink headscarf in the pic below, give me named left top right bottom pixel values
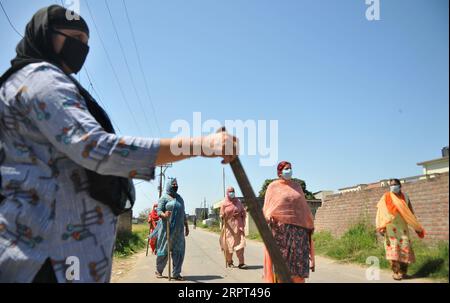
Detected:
left=263, top=161, right=315, bottom=283
left=219, top=187, right=247, bottom=269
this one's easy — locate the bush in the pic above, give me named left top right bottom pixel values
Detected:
left=247, top=233, right=262, bottom=242
left=114, top=224, right=149, bottom=258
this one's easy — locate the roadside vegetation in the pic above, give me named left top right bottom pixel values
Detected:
left=203, top=220, right=448, bottom=281
left=114, top=223, right=149, bottom=258
left=313, top=222, right=449, bottom=281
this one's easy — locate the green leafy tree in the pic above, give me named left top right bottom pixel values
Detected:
left=259, top=178, right=315, bottom=200
left=138, top=208, right=151, bottom=223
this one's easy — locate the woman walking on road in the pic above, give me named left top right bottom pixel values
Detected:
left=263, top=161, right=315, bottom=283
left=219, top=187, right=247, bottom=269
left=148, top=203, right=160, bottom=255
left=376, top=178, right=425, bottom=280
left=152, top=178, right=189, bottom=281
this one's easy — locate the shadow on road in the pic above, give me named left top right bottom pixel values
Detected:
left=408, top=259, right=445, bottom=279
left=184, top=275, right=224, bottom=283
left=242, top=265, right=263, bottom=270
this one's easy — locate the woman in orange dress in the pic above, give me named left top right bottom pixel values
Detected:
left=376, top=178, right=425, bottom=280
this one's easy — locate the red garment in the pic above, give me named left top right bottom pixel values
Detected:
left=384, top=192, right=405, bottom=216
left=148, top=204, right=160, bottom=254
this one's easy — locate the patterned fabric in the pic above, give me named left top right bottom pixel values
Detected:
left=0, top=62, right=160, bottom=282
left=270, top=222, right=311, bottom=279
left=384, top=213, right=415, bottom=264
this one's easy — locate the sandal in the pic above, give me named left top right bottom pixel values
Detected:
left=238, top=264, right=248, bottom=269
left=392, top=273, right=402, bottom=281
left=155, top=271, right=164, bottom=279
left=227, top=262, right=235, bottom=268
left=173, top=275, right=185, bottom=281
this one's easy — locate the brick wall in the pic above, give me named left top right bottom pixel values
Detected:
left=314, top=173, right=449, bottom=242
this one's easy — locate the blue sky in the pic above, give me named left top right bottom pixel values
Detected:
left=1, top=0, right=448, bottom=216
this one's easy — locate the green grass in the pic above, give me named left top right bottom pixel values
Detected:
left=114, top=224, right=149, bottom=258
left=313, top=222, right=449, bottom=281
left=247, top=233, right=262, bottom=242
left=199, top=222, right=222, bottom=234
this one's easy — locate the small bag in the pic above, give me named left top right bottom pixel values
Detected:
left=85, top=171, right=135, bottom=216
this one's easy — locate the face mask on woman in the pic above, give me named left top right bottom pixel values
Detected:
left=390, top=185, right=401, bottom=194
left=53, top=30, right=89, bottom=74
left=281, top=168, right=293, bottom=180
left=228, top=192, right=235, bottom=199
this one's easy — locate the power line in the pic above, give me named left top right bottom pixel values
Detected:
left=84, top=0, right=144, bottom=136
left=122, top=0, right=162, bottom=137
left=0, top=0, right=23, bottom=38
left=84, top=67, right=123, bottom=134
left=104, top=0, right=157, bottom=138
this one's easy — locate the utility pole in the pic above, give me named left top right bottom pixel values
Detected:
left=158, top=164, right=172, bottom=198
left=203, top=197, right=207, bottom=220
left=222, top=167, right=225, bottom=197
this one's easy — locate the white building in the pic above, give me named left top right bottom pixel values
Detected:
left=417, top=155, right=449, bottom=175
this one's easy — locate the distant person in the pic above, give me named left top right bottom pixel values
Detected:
left=219, top=187, right=247, bottom=269
left=376, top=178, right=425, bottom=280
left=147, top=203, right=160, bottom=255
left=193, top=215, right=197, bottom=229
left=263, top=161, right=315, bottom=283
left=151, top=178, right=188, bottom=281
left=0, top=5, right=237, bottom=283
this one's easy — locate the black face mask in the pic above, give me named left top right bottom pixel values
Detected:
left=172, top=186, right=179, bottom=193
left=54, top=30, right=89, bottom=74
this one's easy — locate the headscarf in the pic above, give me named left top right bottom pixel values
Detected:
left=165, top=178, right=178, bottom=197
left=277, top=161, right=291, bottom=177
left=148, top=203, right=159, bottom=223
left=0, top=5, right=113, bottom=134
left=0, top=5, right=89, bottom=85
left=263, top=164, right=314, bottom=230
left=376, top=192, right=425, bottom=236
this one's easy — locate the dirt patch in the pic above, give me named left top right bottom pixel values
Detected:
left=110, top=249, right=146, bottom=283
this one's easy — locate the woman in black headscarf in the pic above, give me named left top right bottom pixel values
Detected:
left=0, top=5, right=237, bottom=283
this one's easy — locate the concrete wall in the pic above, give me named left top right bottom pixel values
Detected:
left=314, top=173, right=449, bottom=242
left=117, top=210, right=132, bottom=234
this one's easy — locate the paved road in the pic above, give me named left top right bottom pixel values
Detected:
left=113, top=226, right=435, bottom=283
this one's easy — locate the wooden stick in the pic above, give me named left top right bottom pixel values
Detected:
left=145, top=224, right=151, bottom=257
left=228, top=157, right=292, bottom=283
left=167, top=218, right=171, bottom=281
left=221, top=217, right=228, bottom=268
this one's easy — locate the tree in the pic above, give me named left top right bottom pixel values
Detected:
left=138, top=208, right=151, bottom=223
left=258, top=178, right=315, bottom=200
